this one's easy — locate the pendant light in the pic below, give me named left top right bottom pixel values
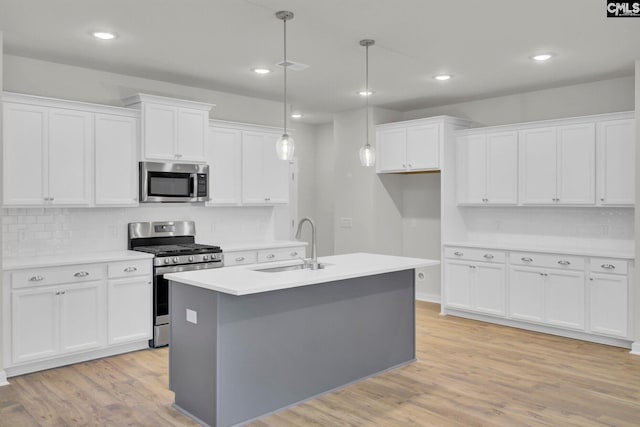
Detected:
left=275, top=11, right=295, bottom=161
left=359, top=39, right=375, bottom=167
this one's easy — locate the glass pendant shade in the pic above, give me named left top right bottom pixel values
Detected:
left=359, top=143, right=375, bottom=167
left=276, top=133, right=295, bottom=161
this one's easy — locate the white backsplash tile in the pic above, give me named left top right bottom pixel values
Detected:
left=2, top=205, right=283, bottom=257
left=461, top=206, right=634, bottom=252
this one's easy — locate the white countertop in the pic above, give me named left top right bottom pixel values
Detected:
left=165, top=252, right=439, bottom=296
left=3, top=250, right=154, bottom=270
left=444, top=241, right=635, bottom=260
left=220, top=240, right=308, bottom=252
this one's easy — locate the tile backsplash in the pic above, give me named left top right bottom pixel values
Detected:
left=461, top=206, right=634, bottom=252
left=2, top=205, right=287, bottom=257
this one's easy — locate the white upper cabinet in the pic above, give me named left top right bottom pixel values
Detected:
left=242, top=131, right=290, bottom=204
left=597, top=118, right=635, bottom=206
left=376, top=119, right=443, bottom=173
left=520, top=123, right=595, bottom=205
left=206, top=127, right=242, bottom=205
left=3, top=92, right=143, bottom=208
left=94, top=113, right=139, bottom=206
left=124, top=94, right=213, bottom=163
left=3, top=103, right=48, bottom=206
left=457, top=131, right=517, bottom=205
left=3, top=101, right=92, bottom=207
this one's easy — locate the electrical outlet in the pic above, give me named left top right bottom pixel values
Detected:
left=186, top=309, right=198, bottom=325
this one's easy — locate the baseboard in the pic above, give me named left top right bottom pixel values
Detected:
left=446, top=308, right=633, bottom=349
left=0, top=370, right=9, bottom=386
left=415, top=292, right=441, bottom=304
left=630, top=342, right=640, bottom=356
left=5, top=341, right=149, bottom=378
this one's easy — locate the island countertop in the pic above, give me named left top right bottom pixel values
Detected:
left=164, top=252, right=439, bottom=296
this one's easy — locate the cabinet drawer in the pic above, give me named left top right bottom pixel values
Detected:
left=510, top=252, right=585, bottom=270
left=224, top=251, right=258, bottom=266
left=589, top=258, right=628, bottom=275
left=12, top=264, right=106, bottom=289
left=444, top=247, right=505, bottom=263
left=258, top=247, right=305, bottom=263
left=108, top=259, right=152, bottom=278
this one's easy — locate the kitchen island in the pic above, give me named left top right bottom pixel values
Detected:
left=165, top=252, right=438, bottom=427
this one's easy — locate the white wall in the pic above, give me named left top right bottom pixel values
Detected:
left=330, top=107, right=404, bottom=256
left=313, top=123, right=335, bottom=256
left=634, top=60, right=640, bottom=354
left=404, top=76, right=635, bottom=126
left=0, top=32, right=6, bottom=384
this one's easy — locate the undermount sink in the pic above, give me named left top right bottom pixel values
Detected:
left=253, top=263, right=330, bottom=273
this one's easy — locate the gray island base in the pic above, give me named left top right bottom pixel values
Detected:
left=169, top=269, right=415, bottom=427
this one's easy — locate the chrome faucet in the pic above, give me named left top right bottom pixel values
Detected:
left=295, top=217, right=318, bottom=269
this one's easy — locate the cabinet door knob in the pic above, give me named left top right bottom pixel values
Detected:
left=267, top=254, right=276, bottom=259
left=290, top=251, right=298, bottom=257
left=29, top=275, right=44, bottom=282
left=600, top=198, right=605, bottom=202
left=235, top=256, right=245, bottom=262
left=453, top=251, right=463, bottom=256
left=601, top=264, right=615, bottom=270
left=74, top=271, right=90, bottom=278
left=56, top=291, right=61, bottom=295
left=408, top=164, right=412, bottom=168
left=521, top=257, right=533, bottom=262
left=483, top=254, right=494, bottom=259
left=124, top=266, right=138, bottom=273
left=557, top=260, right=570, bottom=266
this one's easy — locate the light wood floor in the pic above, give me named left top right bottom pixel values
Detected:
left=1, top=302, right=639, bottom=426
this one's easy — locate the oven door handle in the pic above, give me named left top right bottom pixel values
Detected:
left=155, top=260, right=223, bottom=275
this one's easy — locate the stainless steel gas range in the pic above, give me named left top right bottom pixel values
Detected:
left=128, top=221, right=223, bottom=347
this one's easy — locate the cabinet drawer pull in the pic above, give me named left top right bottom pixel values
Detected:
left=469, top=265, right=476, bottom=269
left=601, top=264, right=615, bottom=270
left=235, top=256, right=245, bottom=262
left=264, top=197, right=271, bottom=201
left=521, top=257, right=533, bottom=262
left=266, top=254, right=276, bottom=259
left=74, top=271, right=90, bottom=278
left=29, top=275, right=44, bottom=282
left=483, top=254, right=494, bottom=259
left=123, top=266, right=138, bottom=273
left=453, top=251, right=463, bottom=256
left=482, top=198, right=489, bottom=202
left=557, top=260, right=571, bottom=266
left=290, top=251, right=298, bottom=257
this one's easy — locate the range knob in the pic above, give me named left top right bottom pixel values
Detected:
left=164, top=258, right=170, bottom=265
left=173, top=257, right=179, bottom=263
left=203, top=255, right=209, bottom=261
left=188, top=256, right=194, bottom=262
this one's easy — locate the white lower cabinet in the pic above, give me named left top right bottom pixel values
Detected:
left=108, top=277, right=152, bottom=345
left=444, top=245, right=632, bottom=345
left=589, top=272, right=629, bottom=338
left=4, top=256, right=153, bottom=376
left=12, top=280, right=103, bottom=364
left=444, top=249, right=506, bottom=316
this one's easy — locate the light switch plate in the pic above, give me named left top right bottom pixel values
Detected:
left=186, top=309, right=197, bottom=324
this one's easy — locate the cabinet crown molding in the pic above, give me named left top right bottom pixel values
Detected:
left=123, top=93, right=215, bottom=111
left=2, top=91, right=140, bottom=117
left=456, top=111, right=634, bottom=136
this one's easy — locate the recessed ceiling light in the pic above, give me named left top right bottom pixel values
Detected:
left=92, top=31, right=117, bottom=40
left=532, top=53, right=554, bottom=61
left=291, top=113, right=303, bottom=119
left=252, top=68, right=272, bottom=74
left=358, top=90, right=374, bottom=97
left=434, top=74, right=452, bottom=81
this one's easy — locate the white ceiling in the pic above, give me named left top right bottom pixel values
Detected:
left=1, top=0, right=639, bottom=123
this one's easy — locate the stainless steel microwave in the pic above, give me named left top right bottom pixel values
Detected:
left=139, top=161, right=209, bottom=203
